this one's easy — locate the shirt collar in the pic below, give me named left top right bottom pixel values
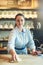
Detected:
left=15, top=26, right=26, bottom=33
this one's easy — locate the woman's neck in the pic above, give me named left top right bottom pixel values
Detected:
left=19, top=27, right=23, bottom=32
left=17, top=26, right=23, bottom=32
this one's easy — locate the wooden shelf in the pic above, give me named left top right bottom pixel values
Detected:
left=0, top=28, right=13, bottom=31
left=0, top=40, right=8, bottom=42
left=0, top=47, right=7, bottom=51
left=0, top=8, right=38, bottom=11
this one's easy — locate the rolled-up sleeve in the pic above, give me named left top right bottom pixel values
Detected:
left=7, top=30, right=16, bottom=53
left=27, top=30, right=36, bottom=51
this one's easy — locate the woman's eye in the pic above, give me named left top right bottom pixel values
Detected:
left=17, top=20, right=19, bottom=22
left=17, top=19, right=23, bottom=22
left=21, top=19, right=23, bottom=22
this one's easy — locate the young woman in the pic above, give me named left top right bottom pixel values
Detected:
left=7, top=13, right=38, bottom=61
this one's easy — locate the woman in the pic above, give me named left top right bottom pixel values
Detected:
left=7, top=13, right=38, bottom=61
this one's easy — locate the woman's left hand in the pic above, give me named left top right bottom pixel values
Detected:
left=31, top=50, right=42, bottom=55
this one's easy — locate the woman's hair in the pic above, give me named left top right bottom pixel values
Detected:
left=15, top=13, right=25, bottom=20
left=14, top=13, right=25, bottom=27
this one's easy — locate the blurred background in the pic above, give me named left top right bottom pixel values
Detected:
left=0, top=0, right=43, bottom=54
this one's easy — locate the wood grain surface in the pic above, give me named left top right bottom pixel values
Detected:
left=0, top=54, right=43, bottom=65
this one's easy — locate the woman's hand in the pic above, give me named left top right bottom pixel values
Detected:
left=9, top=49, right=18, bottom=62
left=12, top=54, right=17, bottom=61
left=31, top=51, right=38, bottom=55
left=11, top=54, right=22, bottom=62
left=9, top=49, right=21, bottom=62
left=31, top=50, right=42, bottom=55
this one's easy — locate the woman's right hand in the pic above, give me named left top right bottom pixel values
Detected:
left=9, top=49, right=17, bottom=62
left=12, top=54, right=17, bottom=61
left=9, top=49, right=22, bottom=62
left=11, top=54, right=22, bottom=62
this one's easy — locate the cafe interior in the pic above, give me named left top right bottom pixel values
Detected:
left=0, top=0, right=43, bottom=65
left=0, top=0, right=43, bottom=54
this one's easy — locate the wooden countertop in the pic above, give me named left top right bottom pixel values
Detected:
left=0, top=54, right=43, bottom=65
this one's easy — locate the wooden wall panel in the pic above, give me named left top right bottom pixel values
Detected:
left=0, top=0, right=38, bottom=9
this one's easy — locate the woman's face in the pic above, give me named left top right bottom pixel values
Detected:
left=16, top=15, right=25, bottom=28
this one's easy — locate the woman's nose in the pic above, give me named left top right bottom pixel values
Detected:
left=19, top=20, right=22, bottom=24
